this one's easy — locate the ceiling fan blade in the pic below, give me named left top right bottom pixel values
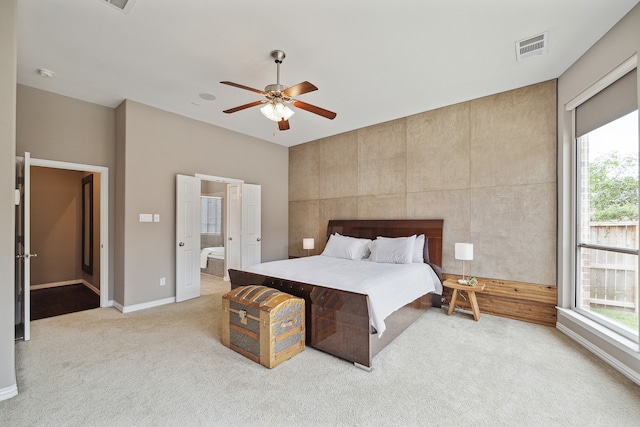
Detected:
left=291, top=100, right=337, bottom=120
left=282, top=81, right=318, bottom=98
left=278, top=119, right=290, bottom=131
left=220, top=81, right=266, bottom=95
left=223, top=100, right=265, bottom=114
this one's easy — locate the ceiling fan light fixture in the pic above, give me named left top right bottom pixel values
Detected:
left=260, top=101, right=295, bottom=122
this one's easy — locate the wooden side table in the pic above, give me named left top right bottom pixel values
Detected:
left=443, top=278, right=485, bottom=321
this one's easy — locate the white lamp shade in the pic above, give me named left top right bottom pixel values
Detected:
left=303, top=238, right=315, bottom=250
left=455, top=243, right=473, bottom=260
left=260, top=101, right=295, bottom=122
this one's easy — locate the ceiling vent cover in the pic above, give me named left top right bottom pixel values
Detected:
left=101, top=0, right=137, bottom=14
left=516, top=32, right=548, bottom=61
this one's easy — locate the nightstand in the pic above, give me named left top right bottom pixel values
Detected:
left=443, top=278, right=485, bottom=321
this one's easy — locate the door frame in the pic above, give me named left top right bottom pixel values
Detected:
left=195, top=173, right=244, bottom=281
left=28, top=157, right=109, bottom=308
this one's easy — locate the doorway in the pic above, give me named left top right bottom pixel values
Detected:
left=29, top=167, right=100, bottom=319
left=196, top=174, right=262, bottom=276
left=16, top=154, right=109, bottom=340
left=176, top=173, right=261, bottom=303
left=195, top=173, right=245, bottom=281
left=200, top=181, right=226, bottom=279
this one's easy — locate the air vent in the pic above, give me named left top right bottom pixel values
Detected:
left=101, top=0, right=137, bottom=14
left=516, top=32, right=548, bottom=61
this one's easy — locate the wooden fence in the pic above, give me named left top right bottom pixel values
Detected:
left=585, top=222, right=638, bottom=313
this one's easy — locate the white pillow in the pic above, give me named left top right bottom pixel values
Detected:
left=413, top=234, right=425, bottom=263
left=321, top=233, right=372, bottom=260
left=369, top=235, right=417, bottom=264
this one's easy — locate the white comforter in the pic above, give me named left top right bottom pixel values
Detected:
left=243, top=256, right=442, bottom=336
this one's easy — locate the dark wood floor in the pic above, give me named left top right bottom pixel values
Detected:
left=31, top=284, right=100, bottom=320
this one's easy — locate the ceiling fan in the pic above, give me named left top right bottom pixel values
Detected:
left=221, top=50, right=337, bottom=131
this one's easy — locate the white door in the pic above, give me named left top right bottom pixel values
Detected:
left=15, top=152, right=33, bottom=341
left=176, top=174, right=201, bottom=302
left=226, top=183, right=242, bottom=277
left=241, top=184, right=261, bottom=268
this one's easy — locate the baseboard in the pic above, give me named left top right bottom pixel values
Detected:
left=31, top=279, right=82, bottom=290
left=81, top=280, right=100, bottom=295
left=556, top=311, right=640, bottom=386
left=115, top=297, right=176, bottom=314
left=31, top=279, right=99, bottom=295
left=0, top=384, right=18, bottom=402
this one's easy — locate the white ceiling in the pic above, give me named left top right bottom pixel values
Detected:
left=17, top=0, right=640, bottom=147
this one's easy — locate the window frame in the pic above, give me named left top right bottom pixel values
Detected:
left=567, top=54, right=639, bottom=343
left=200, top=195, right=222, bottom=235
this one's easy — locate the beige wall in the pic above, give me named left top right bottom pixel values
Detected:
left=28, top=168, right=100, bottom=288
left=30, top=167, right=84, bottom=285
left=557, top=4, right=640, bottom=382
left=17, top=88, right=289, bottom=309
left=17, top=84, right=116, bottom=300
left=0, top=0, right=18, bottom=398
left=290, top=80, right=557, bottom=286
left=117, top=100, right=289, bottom=306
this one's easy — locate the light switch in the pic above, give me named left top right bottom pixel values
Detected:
left=139, top=213, right=153, bottom=222
left=154, top=214, right=160, bottom=222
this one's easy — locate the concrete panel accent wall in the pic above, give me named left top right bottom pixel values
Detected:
left=118, top=100, right=288, bottom=306
left=0, top=0, right=18, bottom=399
left=289, top=80, right=557, bottom=286
left=16, top=85, right=116, bottom=301
left=30, top=167, right=84, bottom=285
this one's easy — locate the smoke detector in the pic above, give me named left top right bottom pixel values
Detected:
left=516, top=32, right=548, bottom=61
left=100, top=0, right=137, bottom=14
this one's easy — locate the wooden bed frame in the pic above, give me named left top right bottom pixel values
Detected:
left=228, top=219, right=443, bottom=369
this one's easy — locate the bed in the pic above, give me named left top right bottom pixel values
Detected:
left=228, top=219, right=443, bottom=369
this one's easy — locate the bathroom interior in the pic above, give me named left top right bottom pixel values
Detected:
left=200, top=181, right=226, bottom=278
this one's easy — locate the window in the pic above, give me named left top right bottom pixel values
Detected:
left=574, top=68, right=639, bottom=342
left=201, top=196, right=222, bottom=234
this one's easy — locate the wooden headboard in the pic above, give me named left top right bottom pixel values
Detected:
left=326, top=219, right=443, bottom=268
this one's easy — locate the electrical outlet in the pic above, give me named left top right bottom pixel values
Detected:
left=160, top=277, right=166, bottom=286
left=153, top=214, right=160, bottom=222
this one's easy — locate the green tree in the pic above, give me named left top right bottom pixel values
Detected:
left=590, top=151, right=638, bottom=221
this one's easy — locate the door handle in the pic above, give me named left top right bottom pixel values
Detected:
left=257, top=238, right=261, bottom=241
left=16, top=253, right=37, bottom=259
left=228, top=237, right=233, bottom=241
left=179, top=242, right=185, bottom=247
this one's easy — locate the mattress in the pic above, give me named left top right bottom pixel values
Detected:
left=244, top=255, right=442, bottom=336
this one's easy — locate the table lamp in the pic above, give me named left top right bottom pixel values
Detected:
left=455, top=243, right=473, bottom=284
left=303, top=238, right=314, bottom=256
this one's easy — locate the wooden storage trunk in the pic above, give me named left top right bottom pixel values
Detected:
left=222, top=285, right=305, bottom=368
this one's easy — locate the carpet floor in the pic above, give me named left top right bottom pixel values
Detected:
left=30, top=284, right=100, bottom=320
left=2, top=275, right=640, bottom=426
